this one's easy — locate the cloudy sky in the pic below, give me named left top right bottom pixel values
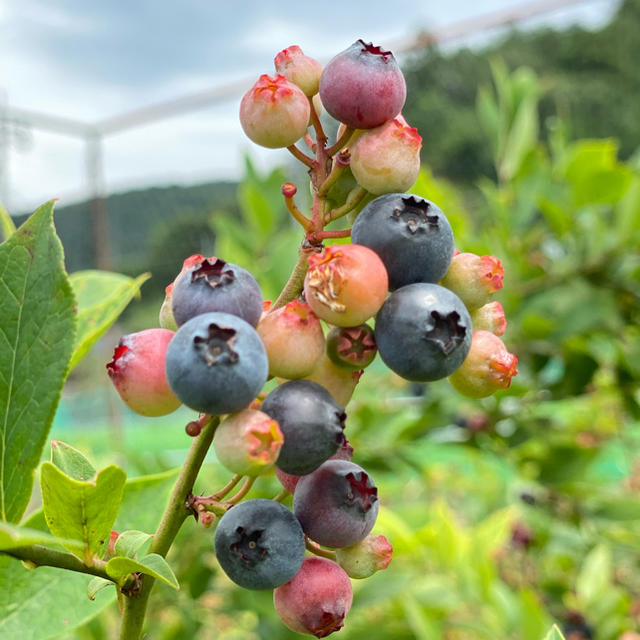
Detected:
left=0, top=0, right=617, bottom=212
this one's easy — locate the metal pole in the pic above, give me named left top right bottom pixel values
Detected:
left=86, top=133, right=110, bottom=270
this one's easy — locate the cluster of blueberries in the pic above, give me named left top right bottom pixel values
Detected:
left=106, top=39, right=516, bottom=638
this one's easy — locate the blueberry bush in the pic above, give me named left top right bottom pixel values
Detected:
left=1, top=39, right=638, bottom=640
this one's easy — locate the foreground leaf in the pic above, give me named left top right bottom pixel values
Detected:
left=69, top=270, right=150, bottom=369
left=106, top=553, right=178, bottom=589
left=50, top=440, right=96, bottom=481
left=0, top=200, right=76, bottom=523
left=0, top=202, right=15, bottom=242
left=40, top=462, right=126, bottom=563
left=113, top=530, right=152, bottom=559
left=0, top=522, right=80, bottom=551
left=542, top=625, right=566, bottom=640
left=0, top=468, right=179, bottom=639
left=87, top=576, right=114, bottom=601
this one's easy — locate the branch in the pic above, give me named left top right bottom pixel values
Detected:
left=2, top=545, right=126, bottom=585
left=119, top=415, right=219, bottom=640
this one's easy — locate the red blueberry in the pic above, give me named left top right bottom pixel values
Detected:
left=319, top=40, right=406, bottom=129
left=303, top=244, right=388, bottom=327
left=440, top=252, right=505, bottom=311
left=257, top=300, right=325, bottom=379
left=274, top=557, right=353, bottom=638
left=448, top=330, right=518, bottom=398
left=106, top=329, right=181, bottom=417
left=240, top=74, right=310, bottom=148
left=350, top=117, right=422, bottom=194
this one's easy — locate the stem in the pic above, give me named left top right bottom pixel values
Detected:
left=307, top=228, right=351, bottom=244
left=318, top=161, right=347, bottom=197
left=211, top=474, right=243, bottom=501
left=303, top=132, right=316, bottom=153
left=326, top=187, right=367, bottom=223
left=226, top=477, right=256, bottom=505
left=271, top=489, right=290, bottom=503
left=271, top=244, right=316, bottom=311
left=119, top=416, right=219, bottom=640
left=283, top=191, right=312, bottom=230
left=326, top=127, right=355, bottom=156
left=308, top=98, right=327, bottom=149
left=287, top=144, right=315, bottom=169
left=305, top=536, right=336, bottom=560
left=1, top=545, right=128, bottom=585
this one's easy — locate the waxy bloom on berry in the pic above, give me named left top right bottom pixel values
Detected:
left=274, top=45, right=323, bottom=97
left=448, top=330, right=518, bottom=398
left=213, top=409, right=284, bottom=476
left=440, top=252, right=505, bottom=311
left=240, top=74, right=310, bottom=148
left=303, top=244, right=388, bottom=327
left=350, top=118, right=422, bottom=194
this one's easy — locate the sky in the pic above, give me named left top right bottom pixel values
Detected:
left=0, top=0, right=619, bottom=212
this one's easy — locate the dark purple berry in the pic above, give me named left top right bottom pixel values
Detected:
left=214, top=499, right=305, bottom=590
left=261, top=380, right=346, bottom=476
left=171, top=256, right=263, bottom=328
left=375, top=283, right=472, bottom=381
left=351, top=193, right=454, bottom=290
left=293, top=459, right=378, bottom=548
left=165, top=312, right=267, bottom=415
left=319, top=40, right=406, bottom=129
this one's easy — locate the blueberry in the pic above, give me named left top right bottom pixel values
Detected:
left=171, top=257, right=263, bottom=328
left=294, top=459, right=379, bottom=548
left=165, top=312, right=268, bottom=415
left=374, top=283, right=472, bottom=381
left=214, top=499, right=305, bottom=590
left=351, top=193, right=454, bottom=290
left=260, top=380, right=346, bottom=476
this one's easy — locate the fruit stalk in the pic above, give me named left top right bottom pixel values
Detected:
left=119, top=415, right=219, bottom=640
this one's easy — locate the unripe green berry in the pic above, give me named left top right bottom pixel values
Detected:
left=335, top=534, right=393, bottom=579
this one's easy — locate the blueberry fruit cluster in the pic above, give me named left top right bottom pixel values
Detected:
left=106, top=39, right=518, bottom=638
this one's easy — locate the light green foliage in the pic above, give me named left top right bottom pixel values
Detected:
left=0, top=201, right=76, bottom=523
left=542, top=626, right=566, bottom=640
left=0, top=522, right=80, bottom=551
left=106, top=554, right=178, bottom=590
left=0, top=469, right=179, bottom=639
left=69, top=270, right=150, bottom=369
left=211, top=155, right=301, bottom=300
left=40, top=462, right=126, bottom=564
left=50, top=440, right=96, bottom=481
left=0, top=202, right=15, bottom=242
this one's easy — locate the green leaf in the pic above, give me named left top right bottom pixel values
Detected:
left=50, top=440, right=96, bottom=481
left=69, top=270, right=150, bottom=369
left=542, top=624, right=566, bottom=640
left=113, top=530, right=152, bottom=558
left=0, top=468, right=178, bottom=639
left=0, top=200, right=76, bottom=523
left=40, top=462, right=126, bottom=563
left=87, top=576, right=113, bottom=601
left=576, top=544, right=611, bottom=607
left=0, top=522, right=80, bottom=551
left=0, top=202, right=15, bottom=242
left=106, top=553, right=179, bottom=590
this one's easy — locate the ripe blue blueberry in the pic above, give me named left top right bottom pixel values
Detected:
left=375, top=283, right=472, bottom=381
left=260, top=380, right=346, bottom=476
left=351, top=193, right=454, bottom=290
left=214, top=499, right=305, bottom=590
left=294, top=459, right=379, bottom=548
left=171, top=256, right=263, bottom=328
left=165, top=311, right=267, bottom=414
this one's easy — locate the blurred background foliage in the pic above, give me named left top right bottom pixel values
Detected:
left=45, top=1, right=640, bottom=638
